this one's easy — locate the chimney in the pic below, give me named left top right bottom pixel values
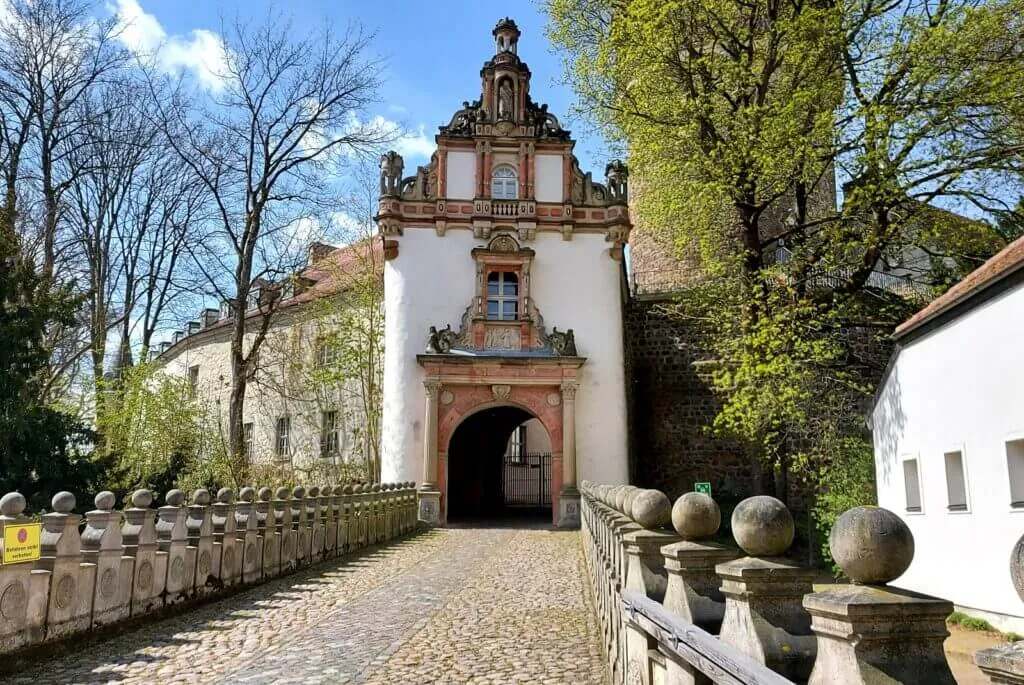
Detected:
left=202, top=308, right=219, bottom=328
left=187, top=321, right=201, bottom=335
left=159, top=341, right=172, bottom=354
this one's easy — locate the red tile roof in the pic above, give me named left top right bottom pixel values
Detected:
left=895, top=232, right=1024, bottom=338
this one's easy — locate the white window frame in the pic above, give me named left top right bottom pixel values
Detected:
left=243, top=422, right=254, bottom=460
left=902, top=454, right=924, bottom=514
left=1005, top=433, right=1024, bottom=512
left=942, top=444, right=970, bottom=514
left=316, top=338, right=337, bottom=368
left=491, top=165, right=518, bottom=200
left=486, top=271, right=519, bottom=321
left=275, top=416, right=291, bottom=460
left=507, top=424, right=526, bottom=463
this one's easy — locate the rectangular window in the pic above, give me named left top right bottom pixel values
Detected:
left=316, top=339, right=336, bottom=368
left=903, top=458, right=922, bottom=512
left=944, top=450, right=968, bottom=511
left=320, top=410, right=339, bottom=458
left=188, top=366, right=199, bottom=398
left=506, top=424, right=526, bottom=462
left=1007, top=439, right=1024, bottom=507
left=243, top=422, right=254, bottom=460
left=486, top=271, right=518, bottom=321
left=275, top=417, right=291, bottom=460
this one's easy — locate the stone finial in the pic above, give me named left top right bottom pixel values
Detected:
left=671, top=492, right=721, bottom=541
left=631, top=489, right=672, bottom=529
left=94, top=491, right=116, bottom=511
left=239, top=487, right=255, bottom=502
left=258, top=487, right=272, bottom=502
left=613, top=486, right=630, bottom=512
left=371, top=484, right=380, bottom=492
left=131, top=489, right=154, bottom=508
left=275, top=486, right=290, bottom=500
left=0, top=491, right=26, bottom=516
left=829, top=506, right=914, bottom=584
left=343, top=485, right=353, bottom=495
left=292, top=486, right=305, bottom=499
left=321, top=486, right=332, bottom=496
left=192, top=488, right=211, bottom=505
left=164, top=489, right=185, bottom=507
left=622, top=487, right=642, bottom=518
left=307, top=486, right=320, bottom=497
left=51, top=491, right=76, bottom=513
left=216, top=488, right=234, bottom=504
left=731, top=495, right=794, bottom=556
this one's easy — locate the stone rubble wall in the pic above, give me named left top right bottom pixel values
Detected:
left=0, top=482, right=418, bottom=656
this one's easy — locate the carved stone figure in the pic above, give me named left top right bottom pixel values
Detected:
left=606, top=160, right=629, bottom=202
left=547, top=327, right=578, bottom=356
left=498, top=80, right=514, bottom=120
left=379, top=151, right=404, bottom=196
left=425, top=324, right=458, bottom=354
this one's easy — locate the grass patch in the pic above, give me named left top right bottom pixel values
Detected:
left=948, top=611, right=996, bottom=632
left=1006, top=632, right=1024, bottom=643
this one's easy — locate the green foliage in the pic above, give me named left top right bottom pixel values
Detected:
left=947, top=611, right=996, bottom=633
left=0, top=209, right=99, bottom=510
left=1006, top=632, right=1024, bottom=643
left=98, top=361, right=212, bottom=494
left=994, top=198, right=1024, bottom=243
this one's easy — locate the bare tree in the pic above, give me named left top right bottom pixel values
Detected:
left=152, top=15, right=392, bottom=462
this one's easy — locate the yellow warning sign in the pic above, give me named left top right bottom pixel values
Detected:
left=2, top=522, right=41, bottom=564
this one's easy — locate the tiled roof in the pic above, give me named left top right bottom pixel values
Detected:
left=895, top=232, right=1024, bottom=338
left=161, top=240, right=382, bottom=355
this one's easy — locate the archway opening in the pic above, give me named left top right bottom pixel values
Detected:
left=446, top=405, right=553, bottom=522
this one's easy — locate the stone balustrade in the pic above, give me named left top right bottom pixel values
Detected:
left=0, top=481, right=419, bottom=655
left=581, top=480, right=959, bottom=685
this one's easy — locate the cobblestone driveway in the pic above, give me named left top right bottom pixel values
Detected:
left=9, top=525, right=607, bottom=685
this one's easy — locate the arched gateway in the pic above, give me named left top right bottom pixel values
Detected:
left=377, top=18, right=632, bottom=527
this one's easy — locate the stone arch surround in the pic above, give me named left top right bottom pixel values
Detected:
left=418, top=355, right=583, bottom=526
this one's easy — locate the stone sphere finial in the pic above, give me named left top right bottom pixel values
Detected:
left=371, top=483, right=381, bottom=492
left=631, top=489, right=672, bottom=529
left=672, top=492, right=721, bottom=541
left=192, top=489, right=211, bottom=506
left=343, top=485, right=354, bottom=494
left=258, top=487, right=272, bottom=502
left=131, top=489, right=154, bottom=508
left=51, top=491, right=76, bottom=513
left=239, top=487, right=255, bottom=502
left=622, top=487, right=642, bottom=519
left=216, top=488, right=234, bottom=504
left=164, top=489, right=185, bottom=507
left=307, top=486, right=319, bottom=498
left=321, top=485, right=333, bottom=496
left=94, top=491, right=116, bottom=511
left=1, top=492, right=27, bottom=516
left=275, top=486, right=290, bottom=500
left=292, top=486, right=305, bottom=499
left=830, top=506, right=914, bottom=584
left=731, top=495, right=794, bottom=557
left=1013, top=534, right=1024, bottom=604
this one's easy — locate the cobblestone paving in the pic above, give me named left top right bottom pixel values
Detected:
left=9, top=525, right=607, bottom=685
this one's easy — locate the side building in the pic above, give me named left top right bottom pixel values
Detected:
left=872, top=232, right=1024, bottom=632
left=158, top=241, right=382, bottom=475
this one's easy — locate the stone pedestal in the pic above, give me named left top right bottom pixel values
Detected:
left=717, top=557, right=818, bottom=682
left=803, top=585, right=955, bottom=685
left=557, top=487, right=581, bottom=529
left=624, top=527, right=681, bottom=685
left=418, top=488, right=441, bottom=526
left=977, top=642, right=1024, bottom=684
left=661, top=540, right=739, bottom=634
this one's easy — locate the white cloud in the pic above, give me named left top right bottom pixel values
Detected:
left=392, top=122, right=435, bottom=161
left=110, top=0, right=228, bottom=91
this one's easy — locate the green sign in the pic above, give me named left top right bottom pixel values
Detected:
left=694, top=482, right=712, bottom=496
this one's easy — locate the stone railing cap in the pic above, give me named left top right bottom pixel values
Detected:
left=164, top=489, right=185, bottom=507
left=258, top=487, right=272, bottom=502
left=239, top=486, right=255, bottom=502
left=0, top=491, right=26, bottom=516
left=131, top=489, right=154, bottom=508
left=275, top=486, right=290, bottom=500
left=307, top=486, right=320, bottom=497
left=52, top=491, right=76, bottom=513
left=192, top=489, right=211, bottom=506
left=216, top=488, right=234, bottom=504
left=292, top=486, right=306, bottom=499
left=94, top=491, right=116, bottom=511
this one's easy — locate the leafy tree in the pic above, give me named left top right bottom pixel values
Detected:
left=0, top=207, right=96, bottom=509
left=546, top=0, right=1024, bottom=505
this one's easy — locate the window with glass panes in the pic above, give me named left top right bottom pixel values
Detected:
left=491, top=165, right=517, bottom=199
left=243, top=422, right=253, bottom=458
left=275, top=417, right=290, bottom=459
left=487, top=271, right=518, bottom=320
left=320, top=410, right=339, bottom=457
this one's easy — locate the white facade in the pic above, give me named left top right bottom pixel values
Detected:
left=873, top=274, right=1024, bottom=632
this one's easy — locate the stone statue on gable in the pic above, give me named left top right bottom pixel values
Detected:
left=379, top=151, right=404, bottom=196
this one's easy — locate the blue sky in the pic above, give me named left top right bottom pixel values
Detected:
left=112, top=0, right=611, bottom=173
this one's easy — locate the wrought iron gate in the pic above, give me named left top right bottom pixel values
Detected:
left=502, top=453, right=552, bottom=508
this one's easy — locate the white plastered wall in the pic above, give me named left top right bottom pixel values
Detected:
left=534, top=154, right=563, bottom=203
left=872, top=283, right=1024, bottom=632
left=446, top=151, right=476, bottom=200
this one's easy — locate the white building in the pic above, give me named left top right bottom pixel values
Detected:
left=872, top=232, right=1024, bottom=632
left=377, top=18, right=631, bottom=527
left=159, top=241, right=382, bottom=474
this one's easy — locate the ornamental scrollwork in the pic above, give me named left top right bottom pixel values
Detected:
left=425, top=324, right=459, bottom=354
left=546, top=327, right=578, bottom=356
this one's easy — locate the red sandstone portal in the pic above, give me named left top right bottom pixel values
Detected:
left=418, top=355, right=583, bottom=525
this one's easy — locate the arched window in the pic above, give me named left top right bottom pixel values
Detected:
left=487, top=271, right=518, bottom=320
left=491, top=165, right=518, bottom=200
